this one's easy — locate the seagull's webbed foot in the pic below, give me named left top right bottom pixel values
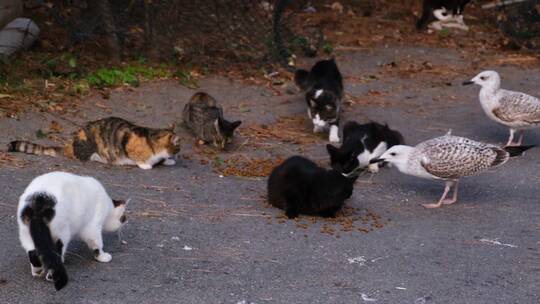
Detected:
left=423, top=180, right=458, bottom=209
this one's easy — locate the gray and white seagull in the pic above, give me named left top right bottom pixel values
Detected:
left=371, top=132, right=533, bottom=208
left=464, top=70, right=540, bottom=146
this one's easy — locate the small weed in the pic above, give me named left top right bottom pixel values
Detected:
left=175, top=70, right=199, bottom=88
left=322, top=41, right=334, bottom=54
left=437, top=28, right=451, bottom=39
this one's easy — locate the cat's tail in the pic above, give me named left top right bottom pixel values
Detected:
left=294, top=69, right=311, bottom=91
left=7, top=141, right=64, bottom=157
left=21, top=193, right=68, bottom=291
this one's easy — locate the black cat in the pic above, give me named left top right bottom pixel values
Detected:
left=416, top=0, right=471, bottom=30
left=338, top=121, right=404, bottom=173
left=267, top=145, right=361, bottom=219
left=294, top=58, right=343, bottom=143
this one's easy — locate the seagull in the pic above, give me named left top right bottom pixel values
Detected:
left=370, top=132, right=533, bottom=208
left=463, top=70, right=540, bottom=146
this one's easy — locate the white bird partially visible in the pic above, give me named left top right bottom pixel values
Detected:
left=371, top=132, right=533, bottom=208
left=464, top=70, right=540, bottom=146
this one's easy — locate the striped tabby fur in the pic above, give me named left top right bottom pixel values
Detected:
left=183, top=92, right=241, bottom=150
left=8, top=117, right=181, bottom=169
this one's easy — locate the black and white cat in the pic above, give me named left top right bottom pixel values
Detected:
left=267, top=145, right=361, bottom=219
left=294, top=58, right=343, bottom=143
left=17, top=171, right=127, bottom=290
left=416, top=0, right=471, bottom=31
left=338, top=121, right=404, bottom=173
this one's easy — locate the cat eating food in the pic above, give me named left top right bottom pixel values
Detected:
left=17, top=172, right=128, bottom=290
left=294, top=58, right=344, bottom=143
left=267, top=144, right=362, bottom=219
left=339, top=121, right=404, bottom=173
left=182, top=92, right=242, bottom=150
left=8, top=117, right=180, bottom=169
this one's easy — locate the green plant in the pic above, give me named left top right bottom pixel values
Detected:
left=322, top=41, right=334, bottom=54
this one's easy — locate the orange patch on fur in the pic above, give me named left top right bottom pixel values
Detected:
left=125, top=134, right=154, bottom=162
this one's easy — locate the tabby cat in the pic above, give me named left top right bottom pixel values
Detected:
left=182, top=92, right=242, bottom=150
left=8, top=117, right=180, bottom=169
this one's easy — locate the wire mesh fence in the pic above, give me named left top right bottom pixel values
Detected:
left=23, top=0, right=330, bottom=69
left=493, top=0, right=540, bottom=49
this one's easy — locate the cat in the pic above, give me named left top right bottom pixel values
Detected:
left=8, top=116, right=181, bottom=169
left=182, top=92, right=242, bottom=150
left=416, top=0, right=471, bottom=31
left=337, top=121, right=404, bottom=173
left=294, top=58, right=344, bottom=143
left=267, top=145, right=361, bottom=219
left=17, top=171, right=127, bottom=290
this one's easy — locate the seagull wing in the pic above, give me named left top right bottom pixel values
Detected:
left=419, top=137, right=508, bottom=179
left=494, top=91, right=540, bottom=124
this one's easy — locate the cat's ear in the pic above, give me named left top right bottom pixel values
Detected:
left=113, top=199, right=126, bottom=207
left=309, top=99, right=317, bottom=107
left=171, top=134, right=181, bottom=146
left=230, top=120, right=242, bottom=131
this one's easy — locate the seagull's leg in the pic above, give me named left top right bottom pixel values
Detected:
left=505, top=129, right=516, bottom=147
left=516, top=130, right=525, bottom=146
left=442, top=180, right=459, bottom=205
left=422, top=181, right=452, bottom=209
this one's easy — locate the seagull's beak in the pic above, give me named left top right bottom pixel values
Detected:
left=369, top=158, right=385, bottom=164
left=462, top=80, right=474, bottom=86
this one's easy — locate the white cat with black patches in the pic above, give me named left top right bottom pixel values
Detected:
left=295, top=58, right=343, bottom=143
left=416, top=0, right=471, bottom=31
left=338, top=121, right=404, bottom=173
left=17, top=172, right=127, bottom=290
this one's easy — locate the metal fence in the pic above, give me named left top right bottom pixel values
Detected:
left=492, top=0, right=540, bottom=49
left=26, top=0, right=326, bottom=68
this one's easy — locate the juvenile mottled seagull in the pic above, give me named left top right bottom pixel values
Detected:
left=370, top=132, right=533, bottom=208
left=463, top=70, right=540, bottom=146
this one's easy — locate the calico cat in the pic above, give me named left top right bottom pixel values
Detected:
left=416, top=0, right=471, bottom=31
left=182, top=92, right=242, bottom=150
left=267, top=145, right=361, bottom=219
left=336, top=121, right=404, bottom=173
left=17, top=172, right=127, bottom=290
left=294, top=58, right=343, bottom=143
left=8, top=117, right=180, bottom=169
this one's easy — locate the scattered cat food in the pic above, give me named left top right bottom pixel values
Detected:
left=239, top=116, right=322, bottom=145
left=269, top=205, right=389, bottom=237
left=215, top=155, right=284, bottom=177
left=0, top=152, right=28, bottom=168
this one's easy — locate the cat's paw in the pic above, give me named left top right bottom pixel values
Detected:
left=329, top=133, right=340, bottom=143
left=368, top=163, right=380, bottom=173
left=137, top=163, right=153, bottom=170
left=313, top=125, right=324, bottom=133
left=95, top=252, right=112, bottom=263
left=31, top=266, right=44, bottom=277
left=163, top=158, right=176, bottom=166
